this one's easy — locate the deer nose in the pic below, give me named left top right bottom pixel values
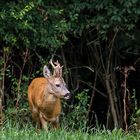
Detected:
left=64, top=92, right=71, bottom=99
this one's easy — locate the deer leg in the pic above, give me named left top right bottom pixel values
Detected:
left=31, top=110, right=41, bottom=132
left=39, top=112, right=48, bottom=132
left=51, top=117, right=59, bottom=129
left=29, top=99, right=41, bottom=130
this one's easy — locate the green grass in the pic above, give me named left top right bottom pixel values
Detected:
left=1, top=121, right=140, bottom=140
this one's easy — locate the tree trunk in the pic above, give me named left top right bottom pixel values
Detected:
left=105, top=75, right=119, bottom=128
left=0, top=80, right=4, bottom=126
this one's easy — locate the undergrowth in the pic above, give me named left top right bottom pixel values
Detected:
left=1, top=120, right=140, bottom=140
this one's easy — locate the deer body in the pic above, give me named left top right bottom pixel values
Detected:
left=28, top=60, right=70, bottom=131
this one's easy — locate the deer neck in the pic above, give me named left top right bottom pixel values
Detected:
left=46, top=93, right=58, bottom=102
left=44, top=86, right=58, bottom=102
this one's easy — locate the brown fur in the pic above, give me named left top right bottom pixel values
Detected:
left=28, top=77, right=61, bottom=131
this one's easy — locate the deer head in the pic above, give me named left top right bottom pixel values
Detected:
left=43, top=59, right=71, bottom=99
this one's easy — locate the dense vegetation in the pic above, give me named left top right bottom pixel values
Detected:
left=1, top=0, right=140, bottom=133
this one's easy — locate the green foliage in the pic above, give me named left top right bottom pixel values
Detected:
left=62, top=89, right=89, bottom=129
left=0, top=0, right=140, bottom=71
left=130, top=89, right=140, bottom=131
left=1, top=0, right=140, bottom=130
left=1, top=0, right=140, bottom=49
left=10, top=2, right=34, bottom=20
left=92, top=0, right=140, bottom=35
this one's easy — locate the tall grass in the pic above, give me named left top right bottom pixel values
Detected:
left=1, top=120, right=140, bottom=140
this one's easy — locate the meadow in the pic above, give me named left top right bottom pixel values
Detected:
left=1, top=121, right=140, bottom=140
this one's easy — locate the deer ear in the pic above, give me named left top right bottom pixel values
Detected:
left=43, top=65, right=51, bottom=78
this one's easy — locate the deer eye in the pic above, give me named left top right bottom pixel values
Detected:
left=56, top=84, right=60, bottom=87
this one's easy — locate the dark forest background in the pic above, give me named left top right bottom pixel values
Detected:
left=1, top=0, right=140, bottom=131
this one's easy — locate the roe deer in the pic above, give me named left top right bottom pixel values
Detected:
left=28, top=59, right=71, bottom=131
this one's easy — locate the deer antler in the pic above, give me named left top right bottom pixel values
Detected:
left=49, top=59, right=63, bottom=77
left=50, top=59, right=57, bottom=68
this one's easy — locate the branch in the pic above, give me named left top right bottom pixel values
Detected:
left=78, top=79, right=107, bottom=98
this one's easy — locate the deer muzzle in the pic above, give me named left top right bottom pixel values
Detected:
left=64, top=92, right=71, bottom=99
